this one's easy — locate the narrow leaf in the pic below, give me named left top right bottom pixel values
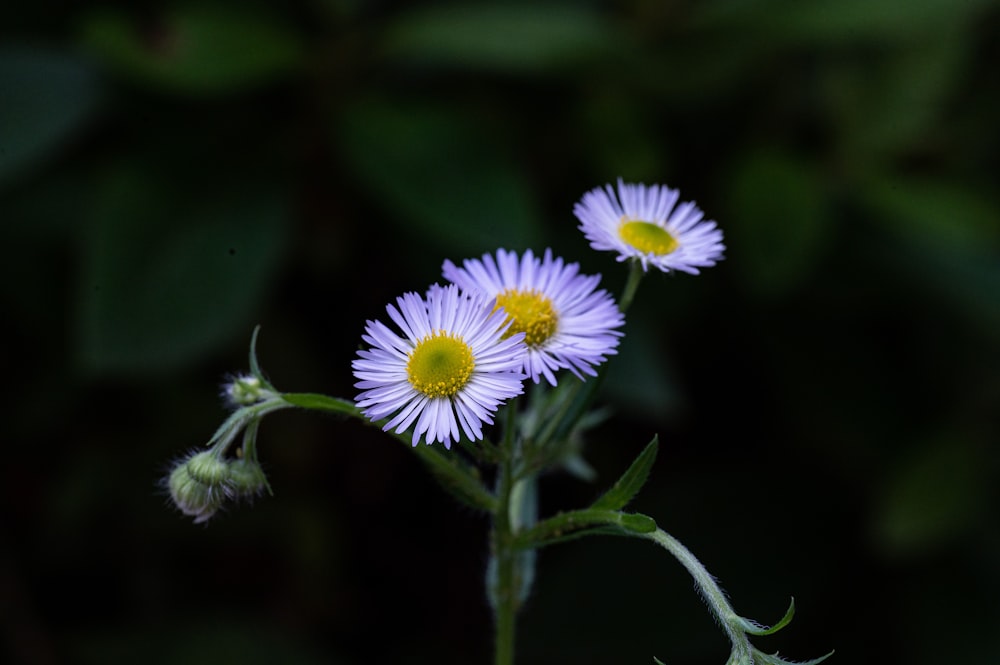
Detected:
left=538, top=368, right=605, bottom=445
left=738, top=598, right=796, bottom=636
left=753, top=647, right=835, bottom=665
left=247, top=325, right=277, bottom=390
left=590, top=435, right=659, bottom=510
left=514, top=508, right=656, bottom=549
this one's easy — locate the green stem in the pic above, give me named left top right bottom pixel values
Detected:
left=643, top=528, right=753, bottom=663
left=491, top=403, right=519, bottom=665
left=280, top=392, right=498, bottom=512
left=619, top=259, right=646, bottom=313
left=208, top=397, right=292, bottom=455
left=412, top=443, right=498, bottom=512
left=240, top=418, right=262, bottom=461
left=532, top=380, right=583, bottom=450
left=529, top=262, right=644, bottom=453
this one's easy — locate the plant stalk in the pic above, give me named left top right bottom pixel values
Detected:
left=491, top=404, right=520, bottom=665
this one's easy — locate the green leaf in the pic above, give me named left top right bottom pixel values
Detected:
left=79, top=6, right=302, bottom=95
left=534, top=371, right=604, bottom=447
left=590, top=436, right=659, bottom=511
left=514, top=508, right=656, bottom=549
left=78, top=166, right=288, bottom=373
left=752, top=647, right=834, bottom=665
left=335, top=98, right=543, bottom=255
left=725, top=149, right=831, bottom=297
left=737, top=598, right=795, bottom=636
left=0, top=47, right=101, bottom=186
left=247, top=325, right=275, bottom=389
left=380, top=4, right=616, bottom=74
left=618, top=513, right=657, bottom=533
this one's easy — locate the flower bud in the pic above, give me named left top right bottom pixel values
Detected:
left=167, top=451, right=229, bottom=523
left=185, top=451, right=230, bottom=486
left=226, top=458, right=269, bottom=500
left=225, top=375, right=267, bottom=406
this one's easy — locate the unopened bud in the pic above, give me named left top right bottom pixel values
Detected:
left=226, top=458, right=270, bottom=500
left=186, top=451, right=230, bottom=486
left=225, top=375, right=267, bottom=406
left=167, top=451, right=229, bottom=523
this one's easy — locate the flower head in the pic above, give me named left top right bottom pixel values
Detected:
left=574, top=179, right=725, bottom=274
left=352, top=284, right=527, bottom=447
left=443, top=249, right=624, bottom=385
left=165, top=450, right=230, bottom=523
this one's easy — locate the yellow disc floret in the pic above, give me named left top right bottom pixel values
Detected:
left=495, top=289, right=558, bottom=348
left=407, top=331, right=475, bottom=398
left=619, top=219, right=679, bottom=256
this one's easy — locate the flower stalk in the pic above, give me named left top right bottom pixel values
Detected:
left=491, top=418, right=519, bottom=665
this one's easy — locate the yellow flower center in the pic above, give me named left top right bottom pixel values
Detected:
left=495, top=288, right=558, bottom=348
left=407, top=332, right=475, bottom=398
left=618, top=219, right=679, bottom=256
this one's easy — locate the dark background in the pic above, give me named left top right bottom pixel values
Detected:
left=3, top=1, right=999, bottom=664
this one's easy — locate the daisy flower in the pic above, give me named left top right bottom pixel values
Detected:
left=352, top=284, right=527, bottom=448
left=442, top=248, right=624, bottom=386
left=573, top=179, right=725, bottom=274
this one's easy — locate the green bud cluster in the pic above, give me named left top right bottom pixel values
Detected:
left=167, top=450, right=270, bottom=523
left=225, top=375, right=269, bottom=406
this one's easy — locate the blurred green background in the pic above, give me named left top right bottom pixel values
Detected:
left=3, top=0, right=999, bottom=663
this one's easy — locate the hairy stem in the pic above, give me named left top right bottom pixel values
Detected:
left=643, top=528, right=753, bottom=663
